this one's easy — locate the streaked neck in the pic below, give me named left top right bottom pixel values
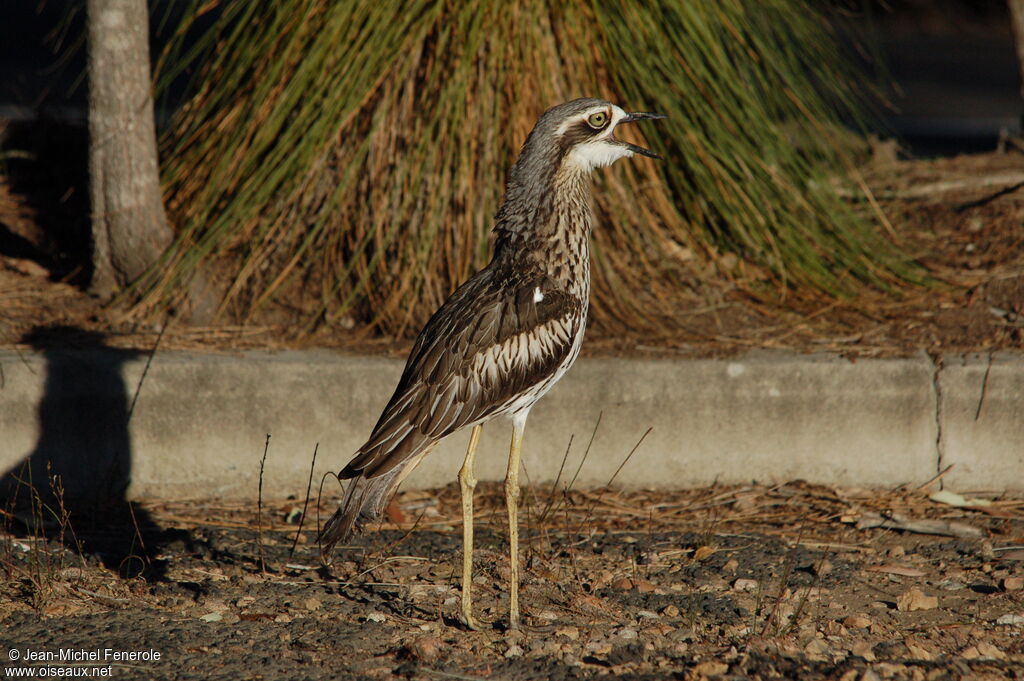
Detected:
left=492, top=164, right=593, bottom=293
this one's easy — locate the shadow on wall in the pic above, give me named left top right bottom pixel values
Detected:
left=1, top=325, right=182, bottom=578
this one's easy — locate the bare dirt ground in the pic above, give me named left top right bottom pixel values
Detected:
left=2, top=481, right=1022, bottom=680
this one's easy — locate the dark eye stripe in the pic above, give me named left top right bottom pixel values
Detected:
left=569, top=122, right=596, bottom=141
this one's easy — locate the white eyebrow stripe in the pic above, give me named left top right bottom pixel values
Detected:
left=555, top=104, right=629, bottom=138
left=554, top=106, right=604, bottom=136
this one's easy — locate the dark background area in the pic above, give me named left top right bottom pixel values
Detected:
left=864, top=0, right=1023, bottom=154
left=0, top=0, right=1020, bottom=157
left=0, top=0, right=214, bottom=127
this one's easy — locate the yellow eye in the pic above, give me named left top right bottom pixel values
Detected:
left=587, top=111, right=608, bottom=129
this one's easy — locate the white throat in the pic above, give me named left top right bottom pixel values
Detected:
left=564, top=142, right=632, bottom=171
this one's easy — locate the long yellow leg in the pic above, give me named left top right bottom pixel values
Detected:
left=505, top=417, right=526, bottom=630
left=458, top=425, right=483, bottom=630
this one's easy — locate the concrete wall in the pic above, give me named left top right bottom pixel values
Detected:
left=0, top=349, right=1020, bottom=501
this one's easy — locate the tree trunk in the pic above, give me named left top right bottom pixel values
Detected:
left=87, top=0, right=172, bottom=298
left=1010, top=0, right=1024, bottom=126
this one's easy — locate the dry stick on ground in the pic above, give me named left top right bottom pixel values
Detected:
left=914, top=464, right=955, bottom=491
left=954, top=180, right=1024, bottom=212
left=21, top=464, right=55, bottom=609
left=784, top=548, right=833, bottom=638
left=123, top=500, right=151, bottom=577
left=117, top=318, right=166, bottom=576
left=289, top=442, right=319, bottom=559
left=342, top=555, right=431, bottom=587
left=45, top=465, right=87, bottom=574
left=566, top=412, right=603, bottom=493
left=256, top=433, right=270, bottom=573
left=759, top=522, right=807, bottom=638
left=364, top=505, right=433, bottom=565
left=856, top=511, right=984, bottom=539
left=570, top=427, right=653, bottom=540
left=534, top=434, right=574, bottom=538
left=127, top=318, right=168, bottom=423
left=523, top=415, right=603, bottom=578
left=111, top=318, right=168, bottom=575
left=839, top=171, right=1024, bottom=201
left=538, top=414, right=603, bottom=552
left=312, top=484, right=436, bottom=574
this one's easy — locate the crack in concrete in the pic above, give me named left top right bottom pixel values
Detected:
left=930, top=353, right=946, bottom=489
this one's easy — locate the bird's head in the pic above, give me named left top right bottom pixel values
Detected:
left=516, top=98, right=666, bottom=177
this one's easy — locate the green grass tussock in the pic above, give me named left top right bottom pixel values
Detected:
left=139, top=0, right=923, bottom=336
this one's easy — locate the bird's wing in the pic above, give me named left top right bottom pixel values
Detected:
left=340, top=270, right=584, bottom=480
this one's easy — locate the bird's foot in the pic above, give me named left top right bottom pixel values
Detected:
left=460, top=609, right=483, bottom=631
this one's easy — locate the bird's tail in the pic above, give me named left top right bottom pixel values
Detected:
left=317, top=443, right=434, bottom=558
left=317, top=469, right=401, bottom=558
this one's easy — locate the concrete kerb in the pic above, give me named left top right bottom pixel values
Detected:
left=938, top=353, right=1024, bottom=490
left=0, top=349, right=1020, bottom=502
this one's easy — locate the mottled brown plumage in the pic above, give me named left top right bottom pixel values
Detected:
left=319, top=97, right=663, bottom=628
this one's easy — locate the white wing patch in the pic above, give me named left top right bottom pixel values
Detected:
left=533, top=287, right=544, bottom=303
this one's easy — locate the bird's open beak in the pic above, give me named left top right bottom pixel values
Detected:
left=617, top=111, right=666, bottom=159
